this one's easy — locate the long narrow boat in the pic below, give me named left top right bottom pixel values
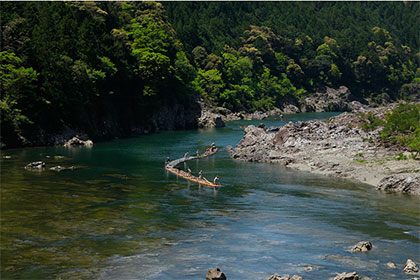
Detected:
left=165, top=148, right=222, bottom=187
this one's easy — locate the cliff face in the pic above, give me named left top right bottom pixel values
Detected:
left=2, top=96, right=201, bottom=148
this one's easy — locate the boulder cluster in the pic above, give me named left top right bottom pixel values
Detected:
left=205, top=253, right=419, bottom=279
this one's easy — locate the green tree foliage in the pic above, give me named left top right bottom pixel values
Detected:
left=381, top=103, right=420, bottom=154
left=0, top=1, right=196, bottom=147
left=1, top=2, right=419, bottom=148
left=166, top=2, right=419, bottom=101
left=0, top=51, right=38, bottom=146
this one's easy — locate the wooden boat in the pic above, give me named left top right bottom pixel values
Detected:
left=171, top=171, right=222, bottom=188
left=165, top=148, right=222, bottom=187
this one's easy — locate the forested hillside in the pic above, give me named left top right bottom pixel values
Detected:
left=1, top=2, right=198, bottom=148
left=165, top=1, right=419, bottom=109
left=1, top=1, right=419, bottom=148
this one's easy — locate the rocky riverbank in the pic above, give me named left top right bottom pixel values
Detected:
left=229, top=103, right=420, bottom=195
left=198, top=102, right=284, bottom=128
left=198, top=86, right=367, bottom=129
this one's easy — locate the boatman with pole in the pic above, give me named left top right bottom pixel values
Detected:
left=213, top=175, right=220, bottom=185
left=198, top=170, right=203, bottom=179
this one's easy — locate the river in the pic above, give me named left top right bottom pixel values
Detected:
left=1, top=113, right=419, bottom=279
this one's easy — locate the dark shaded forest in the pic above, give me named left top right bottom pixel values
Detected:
left=1, top=1, right=419, bottom=148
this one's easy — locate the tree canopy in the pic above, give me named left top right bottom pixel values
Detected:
left=1, top=1, right=419, bottom=148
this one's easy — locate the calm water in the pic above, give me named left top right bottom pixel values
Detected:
left=1, top=113, right=419, bottom=280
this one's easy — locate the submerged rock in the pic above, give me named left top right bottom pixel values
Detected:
left=333, top=271, right=359, bottom=280
left=50, top=165, right=63, bottom=171
left=268, top=274, right=302, bottom=280
left=386, top=262, right=397, bottom=269
left=351, top=241, right=372, bottom=252
left=404, top=259, right=419, bottom=273
left=25, top=161, right=46, bottom=169
left=206, top=268, right=226, bottom=280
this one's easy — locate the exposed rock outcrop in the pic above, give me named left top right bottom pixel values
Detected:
left=198, top=103, right=283, bottom=128
left=64, top=136, right=93, bottom=147
left=351, top=241, right=372, bottom=253
left=230, top=103, right=420, bottom=194
left=282, top=104, right=300, bottom=114
left=302, top=86, right=361, bottom=112
left=198, top=106, right=226, bottom=128
left=377, top=175, right=420, bottom=195
left=206, top=268, right=226, bottom=280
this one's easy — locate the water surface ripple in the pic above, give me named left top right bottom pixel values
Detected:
left=1, top=113, right=419, bottom=279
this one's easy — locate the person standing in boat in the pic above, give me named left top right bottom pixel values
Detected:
left=198, top=170, right=203, bottom=179
left=196, top=149, right=200, bottom=157
left=211, top=142, right=216, bottom=151
left=213, top=175, right=220, bottom=185
left=184, top=152, right=189, bottom=159
left=165, top=157, right=170, bottom=166
left=187, top=168, right=192, bottom=177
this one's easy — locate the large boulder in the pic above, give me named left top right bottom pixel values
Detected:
left=333, top=272, right=359, bottom=280
left=351, top=241, right=372, bottom=252
left=206, top=268, right=226, bottom=280
left=404, top=259, right=419, bottom=273
left=282, top=104, right=300, bottom=114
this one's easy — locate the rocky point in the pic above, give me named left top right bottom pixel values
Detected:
left=230, top=103, right=420, bottom=195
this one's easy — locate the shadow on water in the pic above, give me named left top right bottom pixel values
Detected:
left=1, top=112, right=419, bottom=279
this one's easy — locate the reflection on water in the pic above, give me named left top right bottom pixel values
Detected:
left=1, top=113, right=419, bottom=279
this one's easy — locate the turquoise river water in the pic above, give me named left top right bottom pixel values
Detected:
left=1, top=113, right=419, bottom=279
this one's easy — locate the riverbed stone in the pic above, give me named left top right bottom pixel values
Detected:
left=386, top=262, right=397, bottom=269
left=206, top=268, right=226, bottom=280
left=333, top=271, right=359, bottom=280
left=404, top=259, right=419, bottom=273
left=50, top=165, right=63, bottom=171
left=351, top=241, right=372, bottom=252
left=268, top=274, right=302, bottom=280
left=25, top=161, right=46, bottom=169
